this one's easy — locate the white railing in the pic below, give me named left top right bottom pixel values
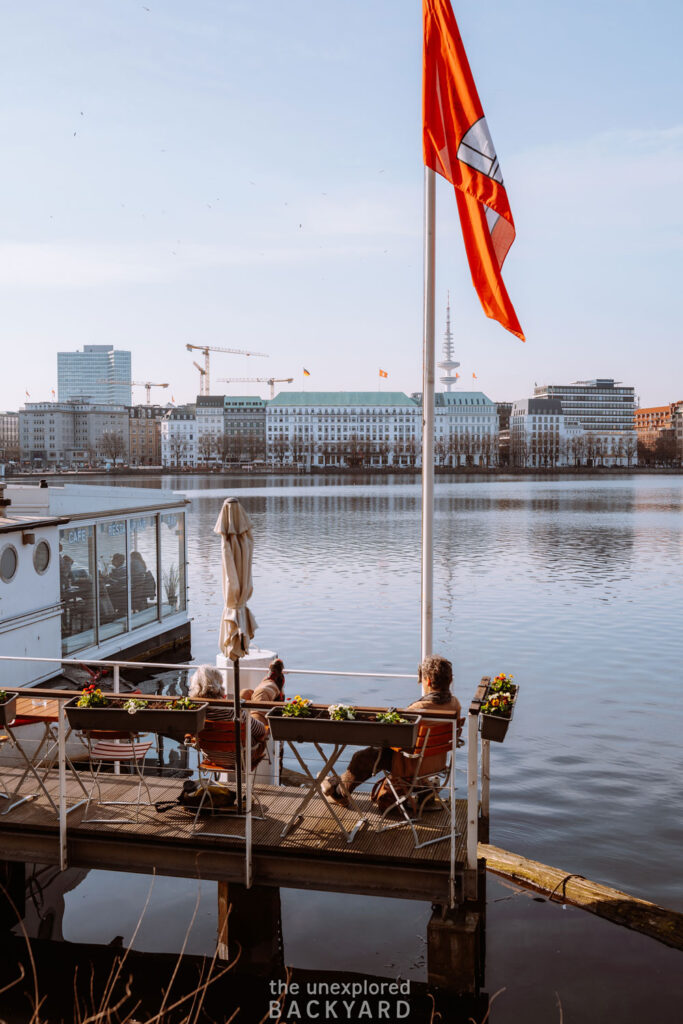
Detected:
left=0, top=654, right=479, bottom=906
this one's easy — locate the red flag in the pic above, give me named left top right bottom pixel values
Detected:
left=379, top=369, right=388, bottom=378
left=423, top=0, right=524, bottom=340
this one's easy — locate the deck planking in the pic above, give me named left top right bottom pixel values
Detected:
left=0, top=768, right=467, bottom=902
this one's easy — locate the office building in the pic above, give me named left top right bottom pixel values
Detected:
left=128, top=405, right=165, bottom=466
left=533, top=378, right=636, bottom=432
left=0, top=412, right=20, bottom=462
left=160, top=407, right=197, bottom=468
left=58, top=345, right=132, bottom=405
left=20, top=401, right=129, bottom=466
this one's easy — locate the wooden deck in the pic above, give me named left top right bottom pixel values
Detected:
left=0, top=768, right=467, bottom=903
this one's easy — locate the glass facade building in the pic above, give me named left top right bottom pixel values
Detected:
left=57, top=345, right=132, bottom=405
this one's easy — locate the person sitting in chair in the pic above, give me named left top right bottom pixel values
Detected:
left=240, top=658, right=286, bottom=728
left=188, top=665, right=267, bottom=759
left=321, top=654, right=463, bottom=807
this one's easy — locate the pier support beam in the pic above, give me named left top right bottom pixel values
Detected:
left=0, top=860, right=25, bottom=932
left=427, top=862, right=486, bottom=995
left=217, top=882, right=283, bottom=975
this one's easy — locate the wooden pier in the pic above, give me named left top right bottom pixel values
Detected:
left=0, top=767, right=468, bottom=904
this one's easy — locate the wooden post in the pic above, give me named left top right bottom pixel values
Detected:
left=216, top=882, right=283, bottom=973
left=0, top=860, right=25, bottom=932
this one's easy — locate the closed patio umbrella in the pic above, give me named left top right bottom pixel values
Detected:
left=214, top=497, right=257, bottom=813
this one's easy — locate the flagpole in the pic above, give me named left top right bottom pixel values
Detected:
left=421, top=166, right=436, bottom=664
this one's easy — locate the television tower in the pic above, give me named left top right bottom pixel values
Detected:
left=437, top=294, right=460, bottom=391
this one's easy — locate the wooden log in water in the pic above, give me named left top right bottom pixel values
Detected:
left=480, top=843, right=683, bottom=951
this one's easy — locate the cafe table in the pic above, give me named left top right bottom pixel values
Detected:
left=0, top=696, right=88, bottom=816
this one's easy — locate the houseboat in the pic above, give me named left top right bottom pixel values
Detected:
left=0, top=481, right=190, bottom=687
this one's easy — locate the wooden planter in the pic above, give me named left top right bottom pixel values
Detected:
left=479, top=686, right=518, bottom=743
left=267, top=708, right=421, bottom=748
left=64, top=697, right=207, bottom=736
left=0, top=694, right=17, bottom=727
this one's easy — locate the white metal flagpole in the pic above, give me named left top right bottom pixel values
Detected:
left=421, top=166, right=436, bottom=664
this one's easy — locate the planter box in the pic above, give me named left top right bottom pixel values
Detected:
left=64, top=697, right=207, bottom=736
left=0, top=694, right=17, bottom=727
left=266, top=708, right=421, bottom=749
left=479, top=685, right=518, bottom=743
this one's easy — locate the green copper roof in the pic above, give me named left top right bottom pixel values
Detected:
left=268, top=391, right=418, bottom=408
left=434, top=391, right=495, bottom=407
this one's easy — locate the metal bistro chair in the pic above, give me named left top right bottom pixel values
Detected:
left=190, top=718, right=268, bottom=836
left=374, top=720, right=459, bottom=849
left=80, top=729, right=154, bottom=824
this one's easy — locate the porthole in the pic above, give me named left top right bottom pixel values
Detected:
left=0, top=544, right=18, bottom=583
left=33, top=539, right=51, bottom=575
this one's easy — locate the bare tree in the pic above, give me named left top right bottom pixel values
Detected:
left=625, top=434, right=637, bottom=467
left=98, top=430, right=127, bottom=465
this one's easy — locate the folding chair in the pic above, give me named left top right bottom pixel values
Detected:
left=374, top=721, right=458, bottom=849
left=191, top=719, right=268, bottom=836
left=80, top=730, right=154, bottom=824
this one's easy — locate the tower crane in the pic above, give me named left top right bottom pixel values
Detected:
left=98, top=380, right=168, bottom=404
left=192, top=361, right=207, bottom=394
left=185, top=344, right=268, bottom=396
left=217, top=377, right=294, bottom=400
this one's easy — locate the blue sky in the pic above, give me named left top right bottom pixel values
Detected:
left=1, top=0, right=681, bottom=409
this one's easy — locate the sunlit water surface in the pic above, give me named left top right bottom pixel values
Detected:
left=46, top=473, right=683, bottom=1018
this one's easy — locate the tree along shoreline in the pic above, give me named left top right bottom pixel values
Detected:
left=8, top=464, right=683, bottom=480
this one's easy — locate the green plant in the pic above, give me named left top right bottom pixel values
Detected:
left=328, top=703, right=356, bottom=721
left=0, top=689, right=8, bottom=704
left=165, top=696, right=199, bottom=710
left=163, top=563, right=180, bottom=604
left=375, top=709, right=409, bottom=725
left=281, top=695, right=313, bottom=718
left=482, top=673, right=518, bottom=717
left=76, top=684, right=109, bottom=708
left=123, top=697, right=148, bottom=715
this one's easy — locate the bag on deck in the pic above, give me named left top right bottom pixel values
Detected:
left=155, top=780, right=236, bottom=815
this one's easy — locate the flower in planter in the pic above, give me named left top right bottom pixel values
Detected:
left=281, top=695, right=313, bottom=718
left=481, top=691, right=515, bottom=718
left=0, top=690, right=8, bottom=704
left=123, top=698, right=148, bottom=715
left=489, top=673, right=517, bottom=696
left=375, top=709, right=409, bottom=725
left=76, top=684, right=109, bottom=709
left=164, top=697, right=199, bottom=711
left=328, top=703, right=356, bottom=721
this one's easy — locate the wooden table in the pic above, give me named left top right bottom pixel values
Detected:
left=1, top=698, right=87, bottom=816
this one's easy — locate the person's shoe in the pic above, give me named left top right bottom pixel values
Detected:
left=321, top=775, right=350, bottom=808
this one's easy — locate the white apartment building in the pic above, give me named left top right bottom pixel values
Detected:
left=160, top=407, right=197, bottom=467
left=195, top=396, right=225, bottom=464
left=266, top=392, right=421, bottom=468
left=0, top=412, right=19, bottom=462
left=433, top=392, right=499, bottom=466
left=19, top=402, right=130, bottom=466
left=510, top=398, right=635, bottom=467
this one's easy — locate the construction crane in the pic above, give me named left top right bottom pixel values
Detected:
left=192, top=361, right=207, bottom=394
left=185, top=344, right=268, bottom=396
left=217, top=377, right=294, bottom=400
left=98, top=380, right=168, bottom=404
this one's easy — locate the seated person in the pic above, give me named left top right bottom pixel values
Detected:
left=107, top=553, right=128, bottom=617
left=322, top=654, right=463, bottom=807
left=130, top=550, right=156, bottom=612
left=189, top=665, right=267, bottom=762
left=240, top=658, right=285, bottom=728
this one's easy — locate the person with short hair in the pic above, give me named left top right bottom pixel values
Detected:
left=322, top=654, right=463, bottom=806
left=188, top=665, right=267, bottom=760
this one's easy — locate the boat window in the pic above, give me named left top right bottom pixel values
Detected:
left=160, top=512, right=186, bottom=617
left=130, top=516, right=159, bottom=629
left=60, top=526, right=96, bottom=654
left=0, top=544, right=18, bottom=583
left=33, top=539, right=51, bottom=575
left=97, top=520, right=128, bottom=641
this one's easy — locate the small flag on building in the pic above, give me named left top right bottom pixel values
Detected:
left=25, top=389, right=30, bottom=397
left=171, top=394, right=176, bottom=403
left=472, top=372, right=477, bottom=379
left=50, top=389, right=56, bottom=397
left=379, top=369, right=388, bottom=378
left=303, top=368, right=311, bottom=377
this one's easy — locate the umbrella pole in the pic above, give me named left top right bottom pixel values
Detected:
left=232, top=657, right=243, bottom=814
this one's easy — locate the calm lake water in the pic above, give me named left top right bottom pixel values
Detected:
left=36, top=473, right=683, bottom=1019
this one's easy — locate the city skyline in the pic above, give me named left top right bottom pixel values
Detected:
left=1, top=1, right=681, bottom=410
